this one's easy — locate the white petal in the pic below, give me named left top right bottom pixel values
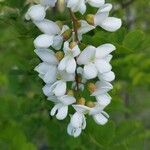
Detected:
left=58, top=57, right=68, bottom=71
left=78, top=0, right=86, bottom=14
left=72, top=45, right=81, bottom=57
left=50, top=103, right=62, bottom=116
left=34, top=19, right=60, bottom=35
left=59, top=95, right=76, bottom=105
left=67, top=123, right=82, bottom=138
left=34, top=62, right=49, bottom=75
left=94, top=12, right=109, bottom=26
left=97, top=3, right=112, bottom=13
left=72, top=105, right=90, bottom=114
left=78, top=20, right=95, bottom=36
left=98, top=71, right=115, bottom=82
left=92, top=81, right=113, bottom=96
left=77, top=46, right=96, bottom=65
left=56, top=105, right=68, bottom=120
left=84, top=63, right=98, bottom=79
left=43, top=65, right=57, bottom=83
left=60, top=71, right=75, bottom=81
left=34, top=49, right=58, bottom=64
left=96, top=44, right=116, bottom=59
left=71, top=112, right=83, bottom=128
left=25, top=4, right=46, bottom=21
left=52, top=35, right=63, bottom=50
left=53, top=81, right=66, bottom=96
left=93, top=113, right=108, bottom=125
left=96, top=93, right=111, bottom=106
left=42, top=84, right=53, bottom=96
left=100, top=17, right=122, bottom=32
left=66, top=58, right=76, bottom=74
left=34, top=34, right=53, bottom=48
left=88, top=0, right=105, bottom=7
left=95, top=59, right=112, bottom=74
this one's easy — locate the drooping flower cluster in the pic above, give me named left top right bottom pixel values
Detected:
left=25, top=0, right=122, bottom=137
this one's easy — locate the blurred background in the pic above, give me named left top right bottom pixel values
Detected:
left=0, top=0, right=150, bottom=149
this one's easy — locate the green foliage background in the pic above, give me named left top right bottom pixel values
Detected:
left=0, top=0, right=150, bottom=149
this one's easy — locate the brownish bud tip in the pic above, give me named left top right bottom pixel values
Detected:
left=69, top=41, right=77, bottom=49
left=62, top=29, right=72, bottom=41
left=77, top=97, right=86, bottom=105
left=86, top=101, right=95, bottom=108
left=87, top=83, right=96, bottom=93
left=86, top=14, right=94, bottom=25
left=55, top=51, right=64, bottom=61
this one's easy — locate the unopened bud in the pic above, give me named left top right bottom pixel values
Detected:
left=87, top=83, right=96, bottom=93
left=86, top=14, right=94, bottom=25
left=55, top=51, right=64, bottom=61
left=86, top=101, right=95, bottom=108
left=77, top=97, right=86, bottom=105
left=55, top=21, right=63, bottom=29
left=76, top=21, right=81, bottom=29
left=67, top=90, right=74, bottom=96
left=69, top=41, right=77, bottom=49
left=62, top=29, right=72, bottom=41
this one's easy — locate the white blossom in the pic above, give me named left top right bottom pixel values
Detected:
left=77, top=44, right=116, bottom=79
left=48, top=95, right=76, bottom=120
left=94, top=3, right=122, bottom=32
left=25, top=4, right=46, bottom=21
left=58, top=41, right=80, bottom=74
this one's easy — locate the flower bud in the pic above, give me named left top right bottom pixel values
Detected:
left=86, top=101, right=95, bottom=108
left=76, top=21, right=81, bottom=29
left=86, top=14, right=94, bottom=25
left=87, top=83, right=96, bottom=93
left=62, top=29, right=72, bottom=41
left=69, top=41, right=77, bottom=49
left=67, top=90, right=74, bottom=96
left=55, top=21, right=64, bottom=29
left=77, top=97, right=86, bottom=105
left=55, top=51, right=64, bottom=61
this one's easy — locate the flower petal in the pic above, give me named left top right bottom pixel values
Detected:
left=96, top=93, right=111, bottom=106
left=84, top=63, right=98, bottom=79
left=100, top=17, right=122, bottom=32
left=56, top=105, right=68, bottom=120
left=95, top=59, right=112, bottom=74
left=25, top=4, right=46, bottom=21
left=71, top=112, right=83, bottom=128
left=77, top=46, right=96, bottom=65
left=66, top=58, right=76, bottom=74
left=88, top=0, right=105, bottom=7
left=93, top=113, right=108, bottom=125
left=52, top=35, right=63, bottom=50
left=50, top=103, right=62, bottom=116
left=53, top=81, right=66, bottom=96
left=34, top=34, right=53, bottom=48
left=98, top=71, right=115, bottom=82
left=96, top=44, right=116, bottom=59
left=34, top=19, right=60, bottom=35
left=59, top=95, right=76, bottom=105
left=34, top=49, right=58, bottom=64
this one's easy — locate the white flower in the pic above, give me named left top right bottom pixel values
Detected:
left=89, top=103, right=109, bottom=125
left=94, top=3, right=122, bottom=32
left=34, top=19, right=70, bottom=49
left=58, top=41, right=80, bottom=74
left=66, top=0, right=86, bottom=14
left=43, top=71, right=75, bottom=97
left=40, top=0, right=57, bottom=7
left=67, top=105, right=88, bottom=137
left=48, top=95, right=76, bottom=120
left=66, top=0, right=105, bottom=14
left=25, top=4, right=46, bottom=21
left=34, top=49, right=59, bottom=83
left=91, top=81, right=113, bottom=107
left=77, top=44, right=116, bottom=79
left=87, top=0, right=105, bottom=8
left=78, top=20, right=95, bottom=41
left=98, top=70, right=115, bottom=82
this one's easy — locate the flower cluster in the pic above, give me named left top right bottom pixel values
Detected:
left=26, top=0, right=122, bottom=137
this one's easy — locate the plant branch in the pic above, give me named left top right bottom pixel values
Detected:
left=68, top=8, right=80, bottom=92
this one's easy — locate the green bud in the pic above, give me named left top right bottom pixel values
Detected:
left=86, top=14, right=94, bottom=25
